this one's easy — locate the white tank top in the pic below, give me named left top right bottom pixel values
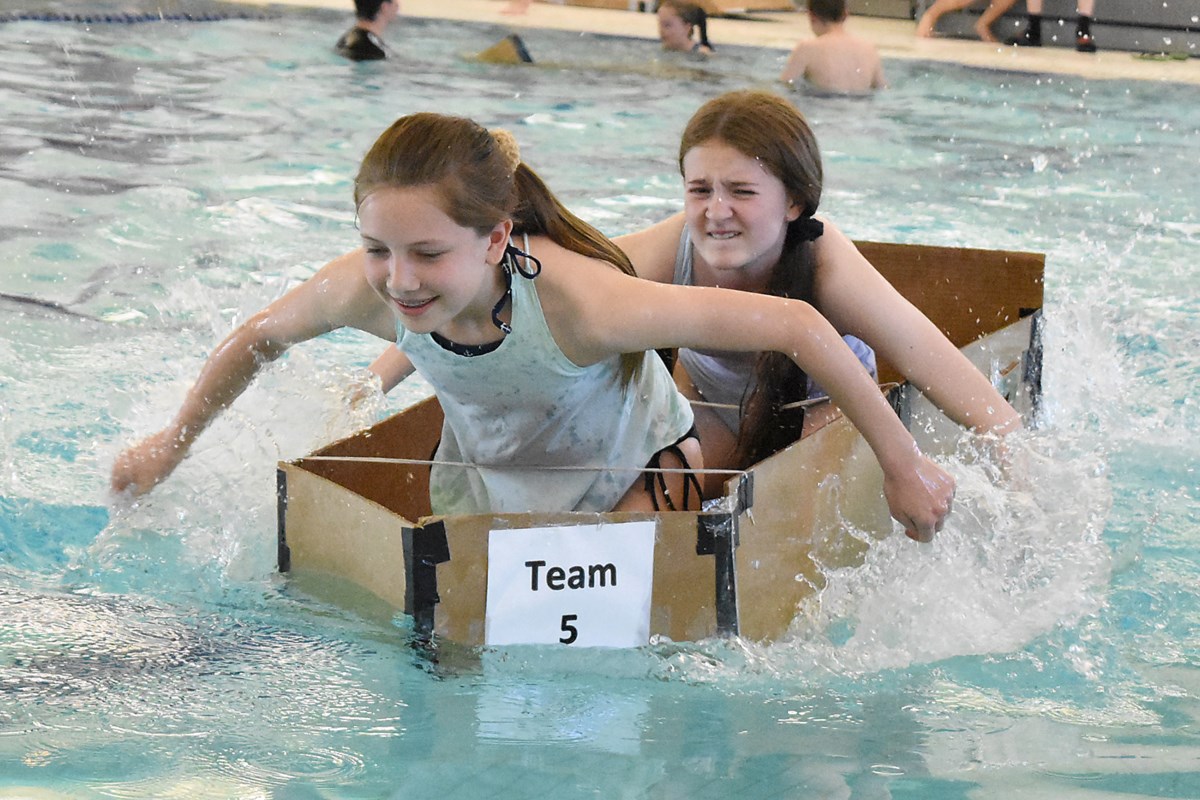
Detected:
left=398, top=252, right=694, bottom=515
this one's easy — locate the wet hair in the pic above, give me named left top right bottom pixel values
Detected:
left=678, top=89, right=825, bottom=468
left=354, top=112, right=643, bottom=385
left=659, top=0, right=713, bottom=51
left=353, top=0, right=390, bottom=21
left=808, top=0, right=848, bottom=23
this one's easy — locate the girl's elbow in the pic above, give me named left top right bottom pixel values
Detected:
left=783, top=298, right=824, bottom=327
left=236, top=316, right=290, bottom=362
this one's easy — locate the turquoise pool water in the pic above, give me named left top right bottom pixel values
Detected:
left=1, top=8, right=1198, bottom=798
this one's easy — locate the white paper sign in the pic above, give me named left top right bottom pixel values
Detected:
left=485, top=520, right=656, bottom=648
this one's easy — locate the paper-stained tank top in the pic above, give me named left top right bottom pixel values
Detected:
left=398, top=261, right=694, bottom=515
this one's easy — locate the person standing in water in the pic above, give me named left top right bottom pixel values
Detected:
left=780, top=0, right=886, bottom=93
left=113, top=111, right=957, bottom=539
left=657, top=0, right=715, bottom=56
left=335, top=0, right=400, bottom=61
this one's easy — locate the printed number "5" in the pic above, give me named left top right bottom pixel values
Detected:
left=559, top=614, right=578, bottom=645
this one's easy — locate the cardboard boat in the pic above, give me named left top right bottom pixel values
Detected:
left=277, top=241, right=1044, bottom=646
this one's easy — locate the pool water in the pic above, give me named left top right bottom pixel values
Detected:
left=2, top=8, right=1198, bottom=798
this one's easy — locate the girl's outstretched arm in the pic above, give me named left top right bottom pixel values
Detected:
left=111, top=250, right=396, bottom=497
left=813, top=222, right=1021, bottom=437
left=367, top=344, right=415, bottom=394
left=541, top=253, right=955, bottom=541
left=613, top=212, right=686, bottom=284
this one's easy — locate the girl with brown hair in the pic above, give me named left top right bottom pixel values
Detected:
left=617, top=90, right=1020, bottom=498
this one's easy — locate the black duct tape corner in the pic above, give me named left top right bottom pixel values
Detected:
left=403, top=521, right=451, bottom=637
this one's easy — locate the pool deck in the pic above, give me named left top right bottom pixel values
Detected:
left=242, top=0, right=1200, bottom=85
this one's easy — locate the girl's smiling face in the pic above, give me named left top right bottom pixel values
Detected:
left=681, top=139, right=800, bottom=291
left=358, top=184, right=511, bottom=342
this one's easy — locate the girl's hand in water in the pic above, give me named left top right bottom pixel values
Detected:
left=344, top=367, right=385, bottom=411
left=110, top=428, right=188, bottom=498
left=883, top=451, right=956, bottom=543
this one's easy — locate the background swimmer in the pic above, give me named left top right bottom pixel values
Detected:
left=780, top=0, right=885, bottom=93
left=335, top=0, right=399, bottom=61
left=657, top=0, right=714, bottom=56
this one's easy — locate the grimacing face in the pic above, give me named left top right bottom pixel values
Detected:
left=681, top=140, right=800, bottom=291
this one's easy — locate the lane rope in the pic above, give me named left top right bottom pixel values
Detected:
left=0, top=10, right=280, bottom=23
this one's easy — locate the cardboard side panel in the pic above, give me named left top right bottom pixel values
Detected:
left=648, top=512, right=721, bottom=642
left=733, top=416, right=890, bottom=643
left=311, top=395, right=444, bottom=460
left=906, top=315, right=1037, bottom=454
left=962, top=315, right=1037, bottom=411
left=733, top=314, right=1038, bottom=642
left=854, top=241, right=1044, bottom=384
left=282, top=464, right=412, bottom=609
left=292, top=459, right=432, bottom=520
left=426, top=515, right=492, bottom=646
left=293, top=396, right=442, bottom=518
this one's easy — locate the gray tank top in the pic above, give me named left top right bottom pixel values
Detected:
left=671, top=225, right=877, bottom=433
left=398, top=249, right=694, bottom=515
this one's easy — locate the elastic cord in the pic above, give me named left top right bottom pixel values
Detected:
left=504, top=238, right=542, bottom=278
left=491, top=265, right=514, bottom=335
left=490, top=237, right=543, bottom=335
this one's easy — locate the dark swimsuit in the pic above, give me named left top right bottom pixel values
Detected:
left=643, top=426, right=702, bottom=511
left=335, top=27, right=386, bottom=61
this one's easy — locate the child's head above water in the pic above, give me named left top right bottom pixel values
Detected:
left=354, top=112, right=520, bottom=236
left=353, top=112, right=630, bottom=260
left=807, top=0, right=848, bottom=24
left=352, top=111, right=644, bottom=378
left=679, top=89, right=823, bottom=221
left=656, top=0, right=712, bottom=53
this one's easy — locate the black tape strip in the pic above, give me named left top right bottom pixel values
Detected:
left=735, top=472, right=753, bottom=516
left=403, top=520, right=450, bottom=637
left=696, top=513, right=739, bottom=636
left=276, top=468, right=291, bottom=573
left=504, top=33, right=535, bottom=63
left=1023, top=309, right=1045, bottom=422
left=887, top=383, right=912, bottom=430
